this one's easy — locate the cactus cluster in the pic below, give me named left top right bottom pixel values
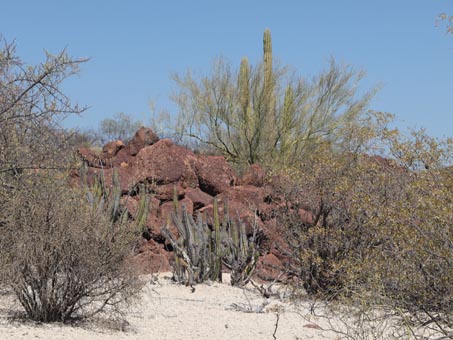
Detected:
left=82, top=165, right=149, bottom=233
left=221, top=214, right=259, bottom=286
left=162, top=207, right=217, bottom=285
left=162, top=194, right=259, bottom=287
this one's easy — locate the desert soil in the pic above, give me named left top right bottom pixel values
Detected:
left=0, top=273, right=339, bottom=340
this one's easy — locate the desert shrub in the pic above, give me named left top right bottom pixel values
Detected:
left=277, top=126, right=453, bottom=337
left=0, top=172, right=144, bottom=322
left=0, top=37, right=86, bottom=186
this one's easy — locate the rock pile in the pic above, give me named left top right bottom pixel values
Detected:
left=76, top=127, right=312, bottom=280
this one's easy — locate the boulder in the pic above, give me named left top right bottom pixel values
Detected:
left=148, top=197, right=194, bottom=241
left=132, top=139, right=199, bottom=188
left=77, top=147, right=103, bottom=168
left=217, top=185, right=265, bottom=208
left=126, top=127, right=159, bottom=156
left=132, top=239, right=171, bottom=273
left=195, top=155, right=237, bottom=196
left=241, top=163, right=266, bottom=187
left=185, top=187, right=213, bottom=210
left=100, top=140, right=125, bottom=159
left=112, top=147, right=134, bottom=167
left=298, top=208, right=313, bottom=225
left=256, top=253, right=284, bottom=280
left=199, top=200, right=264, bottom=236
left=84, top=166, right=136, bottom=195
left=119, top=195, right=139, bottom=217
left=151, top=182, right=186, bottom=201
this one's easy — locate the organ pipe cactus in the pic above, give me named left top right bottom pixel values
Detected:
left=81, top=166, right=149, bottom=232
left=222, top=217, right=259, bottom=286
left=162, top=192, right=259, bottom=287
left=162, top=206, right=213, bottom=285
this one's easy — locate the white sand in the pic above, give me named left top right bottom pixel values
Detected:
left=0, top=274, right=341, bottom=340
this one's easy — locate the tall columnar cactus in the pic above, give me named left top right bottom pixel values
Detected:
left=108, top=168, right=122, bottom=222
left=162, top=206, right=215, bottom=285
left=82, top=167, right=149, bottom=232
left=238, top=57, right=250, bottom=116
left=212, top=198, right=223, bottom=282
left=263, top=28, right=273, bottom=88
left=222, top=217, right=259, bottom=286
left=162, top=194, right=259, bottom=287
left=283, top=84, right=295, bottom=117
left=260, top=29, right=277, bottom=147
left=134, top=184, right=150, bottom=231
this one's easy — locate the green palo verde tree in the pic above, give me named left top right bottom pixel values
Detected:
left=172, top=29, right=376, bottom=169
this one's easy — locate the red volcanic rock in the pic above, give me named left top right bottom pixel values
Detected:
left=241, top=163, right=266, bottom=187
left=217, top=185, right=266, bottom=208
left=148, top=197, right=194, bottom=240
left=120, top=195, right=139, bottom=216
left=132, top=239, right=171, bottom=273
left=84, top=166, right=136, bottom=194
left=132, top=139, right=199, bottom=188
left=127, top=127, right=159, bottom=156
left=185, top=187, right=213, bottom=210
left=151, top=182, right=186, bottom=201
left=101, top=140, right=125, bottom=159
left=148, top=196, right=161, bottom=216
left=160, top=198, right=194, bottom=219
left=77, top=147, right=103, bottom=168
left=195, top=155, right=237, bottom=196
left=257, top=253, right=284, bottom=280
left=298, top=208, right=313, bottom=225
left=75, top=127, right=312, bottom=280
left=199, top=195, right=265, bottom=236
left=112, top=147, right=133, bottom=167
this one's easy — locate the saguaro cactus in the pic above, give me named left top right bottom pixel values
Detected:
left=238, top=57, right=250, bottom=115
left=263, top=28, right=273, bottom=88
left=262, top=29, right=277, bottom=155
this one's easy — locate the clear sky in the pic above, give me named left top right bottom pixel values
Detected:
left=1, top=1, right=452, bottom=138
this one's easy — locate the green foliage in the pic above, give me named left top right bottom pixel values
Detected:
left=171, top=29, right=375, bottom=168
left=277, top=123, right=453, bottom=337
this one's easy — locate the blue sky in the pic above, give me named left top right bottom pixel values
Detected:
left=1, top=1, right=452, bottom=138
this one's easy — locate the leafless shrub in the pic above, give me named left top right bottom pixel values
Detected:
left=0, top=173, right=143, bottom=322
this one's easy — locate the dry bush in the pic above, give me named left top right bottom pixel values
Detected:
left=0, top=173, right=143, bottom=322
left=276, top=126, right=453, bottom=338
left=0, top=38, right=143, bottom=323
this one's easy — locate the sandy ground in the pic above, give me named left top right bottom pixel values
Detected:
left=0, top=274, right=343, bottom=340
